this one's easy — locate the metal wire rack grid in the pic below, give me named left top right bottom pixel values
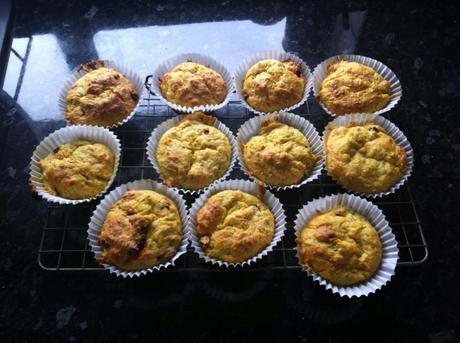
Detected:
left=38, top=85, right=428, bottom=272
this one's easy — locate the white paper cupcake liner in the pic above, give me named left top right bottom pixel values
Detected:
left=146, top=114, right=238, bottom=195
left=323, top=113, right=414, bottom=198
left=87, top=179, right=189, bottom=278
left=150, top=53, right=234, bottom=113
left=233, top=50, right=312, bottom=115
left=189, top=179, right=286, bottom=267
left=294, top=193, right=399, bottom=297
left=29, top=125, right=121, bottom=205
left=312, top=54, right=402, bottom=117
left=236, top=111, right=324, bottom=190
left=58, top=60, right=144, bottom=128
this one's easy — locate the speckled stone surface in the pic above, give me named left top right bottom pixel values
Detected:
left=0, top=1, right=459, bottom=342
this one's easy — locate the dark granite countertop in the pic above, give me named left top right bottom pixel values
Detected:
left=0, top=1, right=459, bottom=342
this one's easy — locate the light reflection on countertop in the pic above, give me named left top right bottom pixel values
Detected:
left=94, top=18, right=287, bottom=75
left=16, top=34, right=70, bottom=121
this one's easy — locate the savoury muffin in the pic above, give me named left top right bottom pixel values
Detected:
left=39, top=140, right=115, bottom=199
left=242, top=118, right=318, bottom=186
left=156, top=112, right=232, bottom=190
left=159, top=62, right=227, bottom=107
left=196, top=190, right=275, bottom=263
left=325, top=123, right=407, bottom=194
left=319, top=60, right=391, bottom=115
left=66, top=66, right=139, bottom=127
left=298, top=206, right=382, bottom=286
left=242, top=59, right=306, bottom=112
left=97, top=189, right=183, bottom=271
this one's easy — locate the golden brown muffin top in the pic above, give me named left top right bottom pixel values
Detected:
left=242, top=59, right=306, bottom=113
left=196, top=190, right=275, bottom=263
left=66, top=67, right=138, bottom=127
left=156, top=112, right=232, bottom=190
left=319, top=61, right=391, bottom=115
left=97, top=189, right=182, bottom=271
left=159, top=62, right=227, bottom=107
left=39, top=140, right=114, bottom=200
left=325, top=123, right=407, bottom=194
left=242, top=118, right=318, bottom=186
left=298, top=206, right=382, bottom=286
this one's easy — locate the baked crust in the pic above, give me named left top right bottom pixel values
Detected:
left=66, top=67, right=138, bottom=127
left=319, top=61, right=391, bottom=115
left=242, top=118, right=318, bottom=186
left=97, top=189, right=182, bottom=270
left=196, top=190, right=275, bottom=263
left=325, top=123, right=407, bottom=194
left=156, top=112, right=232, bottom=190
left=159, top=62, right=227, bottom=107
left=39, top=140, right=114, bottom=199
left=242, top=59, right=306, bottom=112
left=298, top=206, right=382, bottom=286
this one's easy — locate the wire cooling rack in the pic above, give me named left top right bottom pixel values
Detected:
left=38, top=82, right=428, bottom=272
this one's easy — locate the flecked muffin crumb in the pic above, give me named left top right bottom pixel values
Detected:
left=159, top=61, right=227, bottom=107
left=39, top=140, right=115, bottom=199
left=156, top=112, right=232, bottom=190
left=242, top=118, right=318, bottom=186
left=242, top=59, right=306, bottom=112
left=319, top=60, right=391, bottom=115
left=196, top=190, right=275, bottom=263
left=325, top=122, right=407, bottom=194
left=66, top=66, right=139, bottom=127
left=97, top=189, right=182, bottom=271
left=298, top=206, right=382, bottom=286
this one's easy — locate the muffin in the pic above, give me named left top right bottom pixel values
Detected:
left=39, top=140, right=115, bottom=199
left=298, top=206, right=382, bottom=285
left=66, top=66, right=139, bottom=127
left=242, top=118, right=318, bottom=186
left=159, top=62, right=227, bottom=107
left=196, top=190, right=275, bottom=263
left=325, top=123, right=407, bottom=194
left=97, top=189, right=183, bottom=271
left=156, top=112, right=232, bottom=190
left=242, top=59, right=306, bottom=112
left=319, top=60, right=391, bottom=115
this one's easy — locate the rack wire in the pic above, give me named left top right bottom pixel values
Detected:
left=38, top=82, right=428, bottom=272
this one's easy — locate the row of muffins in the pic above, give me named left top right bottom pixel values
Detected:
left=31, top=111, right=412, bottom=202
left=59, top=51, right=401, bottom=130
left=86, top=178, right=396, bottom=297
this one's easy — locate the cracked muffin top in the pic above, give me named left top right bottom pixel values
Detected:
left=66, top=66, right=139, bottom=127
left=39, top=140, right=115, bottom=199
left=242, top=59, right=306, bottom=112
left=156, top=112, right=232, bottom=190
left=97, top=189, right=183, bottom=271
left=196, top=190, right=275, bottom=263
left=298, top=206, right=382, bottom=286
left=159, top=61, right=227, bottom=107
left=325, top=123, right=407, bottom=194
left=319, top=61, right=391, bottom=115
left=242, top=118, right=318, bottom=186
